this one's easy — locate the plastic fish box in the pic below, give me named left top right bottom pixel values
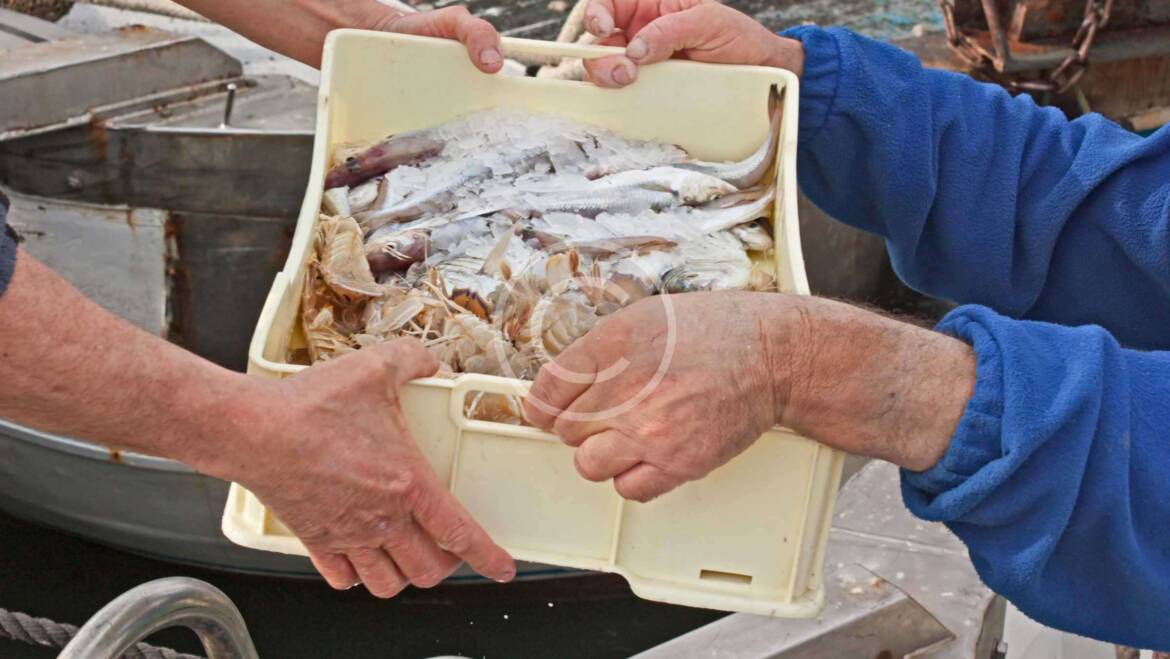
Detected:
left=222, top=31, right=844, bottom=617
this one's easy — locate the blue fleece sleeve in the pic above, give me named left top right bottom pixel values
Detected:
left=901, top=305, right=1170, bottom=650
left=783, top=26, right=1170, bottom=350
left=0, top=194, right=16, bottom=297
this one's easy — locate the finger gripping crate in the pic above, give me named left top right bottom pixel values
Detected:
left=222, top=31, right=845, bottom=617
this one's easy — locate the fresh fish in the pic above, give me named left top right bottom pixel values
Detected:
left=611, top=250, right=683, bottom=293
left=530, top=188, right=676, bottom=218
left=677, top=85, right=783, bottom=189
left=357, top=162, right=492, bottom=232
left=731, top=220, right=774, bottom=251
left=322, top=187, right=351, bottom=217
left=326, top=133, right=443, bottom=189
left=662, top=232, right=754, bottom=293
left=685, top=187, right=776, bottom=234
left=591, top=167, right=736, bottom=204
left=542, top=235, right=677, bottom=258
left=365, top=229, right=428, bottom=276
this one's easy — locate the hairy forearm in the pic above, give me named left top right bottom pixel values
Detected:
left=769, top=298, right=975, bottom=471
left=172, top=0, right=402, bottom=67
left=0, top=251, right=258, bottom=475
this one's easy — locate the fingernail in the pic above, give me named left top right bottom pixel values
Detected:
left=345, top=580, right=362, bottom=590
left=627, top=37, right=648, bottom=61
left=611, top=62, right=632, bottom=85
left=480, top=48, right=502, bottom=66
left=589, top=13, right=612, bottom=36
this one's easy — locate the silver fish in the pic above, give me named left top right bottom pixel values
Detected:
left=662, top=232, right=753, bottom=293
left=357, top=162, right=492, bottom=233
left=677, top=85, right=783, bottom=189
left=530, top=188, right=676, bottom=218
left=730, top=220, right=774, bottom=251
left=591, top=167, right=736, bottom=204
left=686, top=187, right=776, bottom=234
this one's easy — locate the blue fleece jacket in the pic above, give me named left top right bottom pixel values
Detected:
left=782, top=25, right=1170, bottom=648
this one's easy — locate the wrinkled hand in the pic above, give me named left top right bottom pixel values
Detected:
left=580, top=0, right=804, bottom=87
left=372, top=6, right=504, bottom=73
left=523, top=292, right=799, bottom=502
left=239, top=339, right=514, bottom=597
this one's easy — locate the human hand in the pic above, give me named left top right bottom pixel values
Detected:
left=371, top=6, right=504, bottom=73
left=579, top=0, right=804, bottom=87
left=522, top=292, right=795, bottom=502
left=233, top=339, right=515, bottom=597
left=525, top=292, right=976, bottom=502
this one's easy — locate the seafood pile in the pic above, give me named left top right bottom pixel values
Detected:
left=301, top=86, right=783, bottom=410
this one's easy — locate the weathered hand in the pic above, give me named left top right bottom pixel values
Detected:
left=236, top=339, right=515, bottom=597
left=373, top=6, right=503, bottom=73
left=525, top=292, right=977, bottom=501
left=580, top=0, right=804, bottom=87
left=523, top=292, right=795, bottom=502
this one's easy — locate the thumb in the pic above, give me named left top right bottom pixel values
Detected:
left=373, top=338, right=440, bottom=385
left=613, top=463, right=682, bottom=502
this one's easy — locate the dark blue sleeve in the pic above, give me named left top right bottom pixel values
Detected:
left=783, top=26, right=1170, bottom=350
left=901, top=305, right=1170, bottom=650
left=0, top=194, right=16, bottom=297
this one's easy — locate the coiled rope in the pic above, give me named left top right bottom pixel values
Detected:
left=0, top=607, right=202, bottom=659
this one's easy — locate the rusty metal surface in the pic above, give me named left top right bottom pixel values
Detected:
left=0, top=26, right=241, bottom=135
left=0, top=79, right=314, bottom=218
left=166, top=211, right=295, bottom=371
left=0, top=6, right=74, bottom=43
left=951, top=0, right=1170, bottom=39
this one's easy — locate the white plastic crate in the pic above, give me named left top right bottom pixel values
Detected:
left=222, top=31, right=844, bottom=617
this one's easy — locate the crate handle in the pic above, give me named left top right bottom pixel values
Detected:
left=448, top=374, right=552, bottom=439
left=501, top=36, right=626, bottom=62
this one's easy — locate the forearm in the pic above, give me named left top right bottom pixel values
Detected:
left=900, top=306, right=1170, bottom=649
left=785, top=27, right=1170, bottom=342
left=767, top=297, right=974, bottom=471
left=172, top=0, right=402, bottom=67
left=0, top=250, right=257, bottom=475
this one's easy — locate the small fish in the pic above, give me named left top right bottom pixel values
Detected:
left=686, top=187, right=776, bottom=234
left=677, top=85, right=783, bottom=189
left=530, top=188, right=676, bottom=218
left=545, top=235, right=678, bottom=258
left=662, top=232, right=754, bottom=293
left=325, top=133, right=444, bottom=189
left=366, top=229, right=428, bottom=276
left=357, top=162, right=493, bottom=233
left=591, top=167, right=737, bottom=204
left=730, top=220, right=774, bottom=251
